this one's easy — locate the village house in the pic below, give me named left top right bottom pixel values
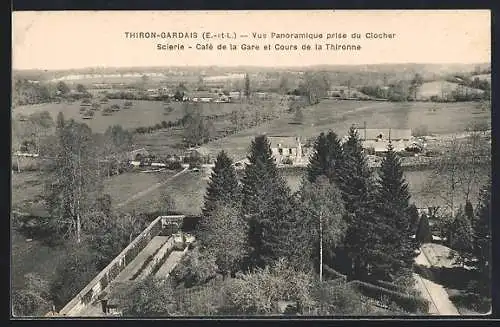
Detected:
left=268, top=136, right=303, bottom=164
left=229, top=91, right=242, bottom=101
left=354, top=128, right=412, bottom=153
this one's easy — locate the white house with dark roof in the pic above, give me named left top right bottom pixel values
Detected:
left=267, top=135, right=303, bottom=164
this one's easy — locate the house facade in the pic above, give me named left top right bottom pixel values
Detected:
left=268, top=136, right=303, bottom=164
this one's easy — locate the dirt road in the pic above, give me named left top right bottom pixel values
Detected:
left=414, top=249, right=460, bottom=315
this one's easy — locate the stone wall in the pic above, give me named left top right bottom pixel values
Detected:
left=58, top=215, right=166, bottom=316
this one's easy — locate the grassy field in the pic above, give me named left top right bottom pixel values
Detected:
left=104, top=171, right=177, bottom=207
left=118, top=163, right=489, bottom=218
left=471, top=74, right=491, bottom=82
left=13, top=99, right=251, bottom=135
left=11, top=171, right=45, bottom=208
left=203, top=99, right=490, bottom=160
left=120, top=170, right=208, bottom=215
left=417, top=81, right=484, bottom=99
left=11, top=230, right=71, bottom=290
left=280, top=166, right=490, bottom=210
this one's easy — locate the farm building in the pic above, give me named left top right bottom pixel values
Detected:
left=347, top=128, right=412, bottom=153
left=229, top=91, right=242, bottom=100
left=268, top=136, right=303, bottom=164
left=189, top=91, right=215, bottom=103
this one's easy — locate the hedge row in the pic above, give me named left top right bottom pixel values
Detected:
left=348, top=280, right=429, bottom=314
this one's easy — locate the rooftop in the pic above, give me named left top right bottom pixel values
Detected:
left=267, top=136, right=301, bottom=148
left=357, top=128, right=412, bottom=141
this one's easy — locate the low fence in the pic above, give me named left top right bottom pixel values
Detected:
left=58, top=215, right=166, bottom=316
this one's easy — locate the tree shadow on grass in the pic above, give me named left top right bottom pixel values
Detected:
left=414, top=264, right=479, bottom=291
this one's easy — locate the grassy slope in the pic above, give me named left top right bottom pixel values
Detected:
left=205, top=99, right=490, bottom=160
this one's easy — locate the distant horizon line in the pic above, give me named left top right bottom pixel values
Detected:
left=13, top=62, right=491, bottom=73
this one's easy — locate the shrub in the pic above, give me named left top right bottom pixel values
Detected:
left=167, top=161, right=183, bottom=170
left=348, top=280, right=429, bottom=314
left=313, top=280, right=372, bottom=315
left=322, top=264, right=347, bottom=282
left=449, top=293, right=490, bottom=313
left=282, top=158, right=294, bottom=165
left=49, top=246, right=100, bottom=309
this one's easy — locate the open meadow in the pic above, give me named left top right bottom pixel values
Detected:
left=417, top=81, right=484, bottom=99
left=13, top=100, right=248, bottom=135
left=119, top=170, right=208, bottom=215
left=203, top=100, right=490, bottom=160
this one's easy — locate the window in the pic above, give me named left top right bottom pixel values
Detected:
left=289, top=148, right=293, bottom=155
left=278, top=148, right=283, bottom=155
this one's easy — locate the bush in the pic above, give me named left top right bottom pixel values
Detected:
left=322, top=264, right=347, bottom=282
left=313, top=280, right=372, bottom=315
left=449, top=293, right=490, bottom=313
left=167, top=161, right=183, bottom=170
left=348, top=280, right=429, bottom=314
left=49, top=247, right=100, bottom=309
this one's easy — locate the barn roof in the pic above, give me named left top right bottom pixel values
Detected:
left=357, top=128, right=412, bottom=140
left=267, top=136, right=300, bottom=148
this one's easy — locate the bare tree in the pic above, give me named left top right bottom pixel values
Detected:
left=424, top=133, right=490, bottom=218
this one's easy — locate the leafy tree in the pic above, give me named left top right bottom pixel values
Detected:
left=221, top=258, right=316, bottom=315
left=119, top=276, right=176, bottom=317
left=279, top=75, right=289, bottom=94
left=49, top=247, right=100, bottom=309
left=12, top=273, right=51, bottom=316
left=409, top=73, right=424, bottom=99
left=76, top=84, right=87, bottom=93
left=103, top=125, right=133, bottom=155
left=240, top=135, right=297, bottom=269
left=416, top=214, right=432, bottom=244
left=88, top=211, right=146, bottom=270
left=56, top=81, right=70, bottom=96
left=244, top=73, right=251, bottom=97
left=171, top=248, right=219, bottom=288
left=306, top=131, right=344, bottom=183
left=200, top=202, right=247, bottom=278
left=449, top=206, right=474, bottom=258
left=313, top=280, right=372, bottom=315
left=471, top=182, right=491, bottom=296
left=299, top=176, right=347, bottom=280
left=201, top=150, right=240, bottom=218
left=46, top=116, right=103, bottom=243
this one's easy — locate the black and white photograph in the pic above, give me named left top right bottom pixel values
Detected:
left=11, top=10, right=491, bottom=317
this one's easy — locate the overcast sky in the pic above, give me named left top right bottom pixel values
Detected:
left=12, top=10, right=491, bottom=70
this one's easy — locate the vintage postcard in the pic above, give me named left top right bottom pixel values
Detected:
left=11, top=10, right=491, bottom=318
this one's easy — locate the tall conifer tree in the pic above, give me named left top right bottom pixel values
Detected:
left=374, top=142, right=418, bottom=281
left=241, top=135, right=296, bottom=269
left=202, top=150, right=240, bottom=218
left=307, top=131, right=344, bottom=184
left=336, top=126, right=379, bottom=279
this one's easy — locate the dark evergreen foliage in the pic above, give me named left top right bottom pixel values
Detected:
left=416, top=214, right=432, bottom=244
left=240, top=135, right=297, bottom=269
left=306, top=131, right=344, bottom=184
left=374, top=142, right=418, bottom=280
left=201, top=150, right=240, bottom=219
